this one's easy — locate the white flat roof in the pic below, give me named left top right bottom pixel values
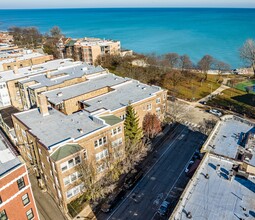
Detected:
left=172, top=154, right=255, bottom=220
left=0, top=134, right=21, bottom=177
left=0, top=52, right=45, bottom=66
left=203, top=115, right=255, bottom=167
left=0, top=58, right=74, bottom=83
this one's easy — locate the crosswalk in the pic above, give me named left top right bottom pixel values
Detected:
left=180, top=120, right=201, bottom=128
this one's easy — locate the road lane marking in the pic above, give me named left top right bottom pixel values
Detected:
left=106, top=125, right=186, bottom=220
left=150, top=147, right=199, bottom=220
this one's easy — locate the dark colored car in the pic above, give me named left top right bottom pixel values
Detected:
left=157, top=200, right=170, bottom=216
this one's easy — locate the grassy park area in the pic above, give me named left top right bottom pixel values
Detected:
left=166, top=74, right=222, bottom=101
left=234, top=80, right=255, bottom=94
left=207, top=87, right=255, bottom=118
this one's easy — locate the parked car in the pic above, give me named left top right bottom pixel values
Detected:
left=101, top=189, right=126, bottom=213
left=185, top=160, right=194, bottom=173
left=199, top=101, right=207, bottom=105
left=192, top=150, right=201, bottom=160
left=209, top=109, right=222, bottom=117
left=157, top=200, right=170, bottom=216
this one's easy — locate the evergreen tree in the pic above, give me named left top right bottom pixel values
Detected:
left=124, top=103, right=143, bottom=144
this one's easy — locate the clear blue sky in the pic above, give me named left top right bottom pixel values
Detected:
left=1, top=0, right=255, bottom=9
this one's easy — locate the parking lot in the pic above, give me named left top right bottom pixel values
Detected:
left=96, top=124, right=207, bottom=220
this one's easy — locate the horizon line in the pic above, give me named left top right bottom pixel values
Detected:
left=1, top=6, right=255, bottom=10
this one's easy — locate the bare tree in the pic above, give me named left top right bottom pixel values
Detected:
left=164, top=69, right=183, bottom=88
left=179, top=54, right=193, bottom=73
left=240, top=39, right=255, bottom=77
left=213, top=60, right=230, bottom=82
left=142, top=113, right=162, bottom=138
left=50, top=26, right=63, bottom=39
left=164, top=53, right=180, bottom=69
left=197, top=55, right=214, bottom=80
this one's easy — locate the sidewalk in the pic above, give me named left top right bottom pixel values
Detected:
left=28, top=171, right=67, bottom=220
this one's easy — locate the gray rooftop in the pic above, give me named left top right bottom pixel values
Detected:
left=0, top=58, right=75, bottom=83
left=0, top=52, right=45, bottom=66
left=0, top=133, right=21, bottom=177
left=172, top=154, right=255, bottom=220
left=43, top=73, right=128, bottom=104
left=203, top=115, right=255, bottom=167
left=19, top=63, right=105, bottom=90
left=14, top=108, right=106, bottom=149
left=83, top=80, right=162, bottom=113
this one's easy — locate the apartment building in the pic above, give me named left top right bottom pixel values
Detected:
left=201, top=115, right=255, bottom=175
left=0, top=106, right=20, bottom=144
left=12, top=71, right=167, bottom=210
left=18, top=62, right=105, bottom=109
left=0, top=58, right=75, bottom=109
left=0, top=32, right=13, bottom=44
left=0, top=51, right=53, bottom=71
left=0, top=44, right=18, bottom=53
left=0, top=134, right=39, bottom=220
left=171, top=153, right=255, bottom=220
left=64, top=37, right=121, bottom=65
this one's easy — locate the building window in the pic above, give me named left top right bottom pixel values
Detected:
left=95, top=149, right=109, bottom=161
left=83, top=149, right=87, bottom=160
left=111, top=127, right=122, bottom=136
left=17, top=177, right=25, bottom=190
left=63, top=176, right=70, bottom=186
left=112, top=138, right=123, bottom=147
left=156, top=107, right=161, bottom=116
left=94, top=137, right=107, bottom=148
left=120, top=114, right=126, bottom=120
left=68, top=159, right=75, bottom=168
left=156, top=98, right=161, bottom=104
left=26, top=209, right=34, bottom=220
left=61, top=163, right=68, bottom=172
left=66, top=183, right=84, bottom=199
left=22, top=193, right=30, bottom=206
left=147, top=104, right=152, bottom=111
left=75, top=156, right=81, bottom=164
left=0, top=210, right=7, bottom=220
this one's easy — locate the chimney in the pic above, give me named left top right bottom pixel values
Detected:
left=38, top=94, right=49, bottom=116
left=13, top=65, right=18, bottom=74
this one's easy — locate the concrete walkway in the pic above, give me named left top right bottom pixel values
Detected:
left=28, top=171, right=67, bottom=220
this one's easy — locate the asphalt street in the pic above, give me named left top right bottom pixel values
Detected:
left=97, top=124, right=206, bottom=220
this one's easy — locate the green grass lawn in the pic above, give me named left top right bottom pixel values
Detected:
left=207, top=87, right=255, bottom=118
left=234, top=80, right=255, bottom=93
left=167, top=74, right=222, bottom=101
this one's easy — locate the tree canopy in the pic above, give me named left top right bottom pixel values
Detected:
left=240, top=39, right=255, bottom=76
left=142, top=113, right=162, bottom=138
left=124, top=103, right=143, bottom=144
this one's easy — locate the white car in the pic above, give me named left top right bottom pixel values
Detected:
left=209, top=109, right=222, bottom=117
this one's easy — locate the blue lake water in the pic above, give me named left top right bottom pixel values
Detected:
left=0, top=8, right=255, bottom=68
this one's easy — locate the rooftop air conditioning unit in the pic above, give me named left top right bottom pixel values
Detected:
left=244, top=157, right=250, bottom=162
left=57, top=92, right=63, bottom=97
